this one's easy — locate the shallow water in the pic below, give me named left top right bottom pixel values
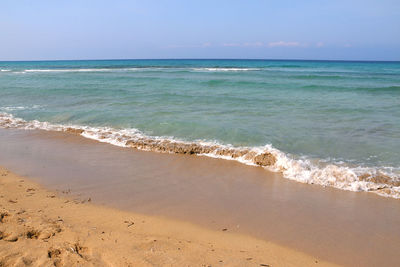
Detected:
left=0, top=59, right=399, bottom=196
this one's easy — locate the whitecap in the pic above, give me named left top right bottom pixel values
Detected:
left=191, top=67, right=261, bottom=72
left=0, top=112, right=399, bottom=199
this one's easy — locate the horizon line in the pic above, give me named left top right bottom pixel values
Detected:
left=0, top=58, right=399, bottom=63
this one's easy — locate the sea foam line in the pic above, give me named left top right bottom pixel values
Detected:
left=190, top=68, right=261, bottom=72
left=20, top=67, right=262, bottom=73
left=24, top=68, right=125, bottom=73
left=0, top=105, right=43, bottom=111
left=0, top=112, right=399, bottom=199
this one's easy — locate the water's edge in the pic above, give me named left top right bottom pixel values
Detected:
left=1, top=112, right=399, bottom=199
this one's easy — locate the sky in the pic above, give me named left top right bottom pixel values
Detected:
left=1, top=0, right=399, bottom=61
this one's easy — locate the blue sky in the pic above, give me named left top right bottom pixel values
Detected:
left=1, top=0, right=399, bottom=61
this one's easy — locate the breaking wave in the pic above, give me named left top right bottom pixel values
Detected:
left=12, top=67, right=262, bottom=73
left=9, top=67, right=262, bottom=73
left=0, top=112, right=399, bottom=199
left=23, top=68, right=143, bottom=73
left=0, top=105, right=43, bottom=112
left=190, top=68, right=261, bottom=72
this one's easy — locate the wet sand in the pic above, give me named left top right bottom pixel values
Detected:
left=0, top=128, right=400, bottom=266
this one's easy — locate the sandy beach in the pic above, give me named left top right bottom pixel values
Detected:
left=1, top=1, right=399, bottom=266
left=0, top=166, right=336, bottom=266
left=0, top=128, right=400, bottom=267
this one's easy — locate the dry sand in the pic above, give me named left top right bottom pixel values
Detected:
left=0, top=166, right=335, bottom=266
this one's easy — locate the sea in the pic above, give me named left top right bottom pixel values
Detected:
left=0, top=59, right=399, bottom=198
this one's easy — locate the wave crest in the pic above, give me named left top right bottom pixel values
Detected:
left=16, top=67, right=261, bottom=73
left=191, top=68, right=261, bottom=72
left=0, top=112, right=399, bottom=199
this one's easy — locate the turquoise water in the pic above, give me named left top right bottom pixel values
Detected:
left=1, top=59, right=399, bottom=195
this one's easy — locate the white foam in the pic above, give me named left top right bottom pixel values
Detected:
left=21, top=67, right=184, bottom=73
left=1, top=112, right=399, bottom=199
left=24, top=68, right=114, bottom=73
left=191, top=68, right=260, bottom=72
left=6, top=67, right=263, bottom=74
left=0, top=105, right=43, bottom=111
left=0, top=106, right=26, bottom=111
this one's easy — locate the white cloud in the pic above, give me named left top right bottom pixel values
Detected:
left=222, top=43, right=241, bottom=47
left=316, top=42, right=324, bottom=47
left=268, top=41, right=301, bottom=47
left=244, top=42, right=264, bottom=47
left=167, top=43, right=212, bottom=48
left=222, top=42, right=264, bottom=47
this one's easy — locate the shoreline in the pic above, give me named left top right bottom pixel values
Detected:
left=0, top=166, right=332, bottom=266
left=1, top=128, right=400, bottom=266
left=1, top=112, right=399, bottom=199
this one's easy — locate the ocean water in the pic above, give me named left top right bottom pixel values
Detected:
left=0, top=59, right=399, bottom=197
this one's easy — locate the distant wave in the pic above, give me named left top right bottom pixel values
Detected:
left=190, top=68, right=261, bottom=72
left=1, top=112, right=399, bottom=199
left=21, top=67, right=167, bottom=73
left=24, top=68, right=133, bottom=73
left=13, top=66, right=394, bottom=74
left=16, top=67, right=262, bottom=73
left=0, top=105, right=43, bottom=111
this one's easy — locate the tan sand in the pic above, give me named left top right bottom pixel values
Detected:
left=2, top=128, right=400, bottom=266
left=0, top=166, right=335, bottom=267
